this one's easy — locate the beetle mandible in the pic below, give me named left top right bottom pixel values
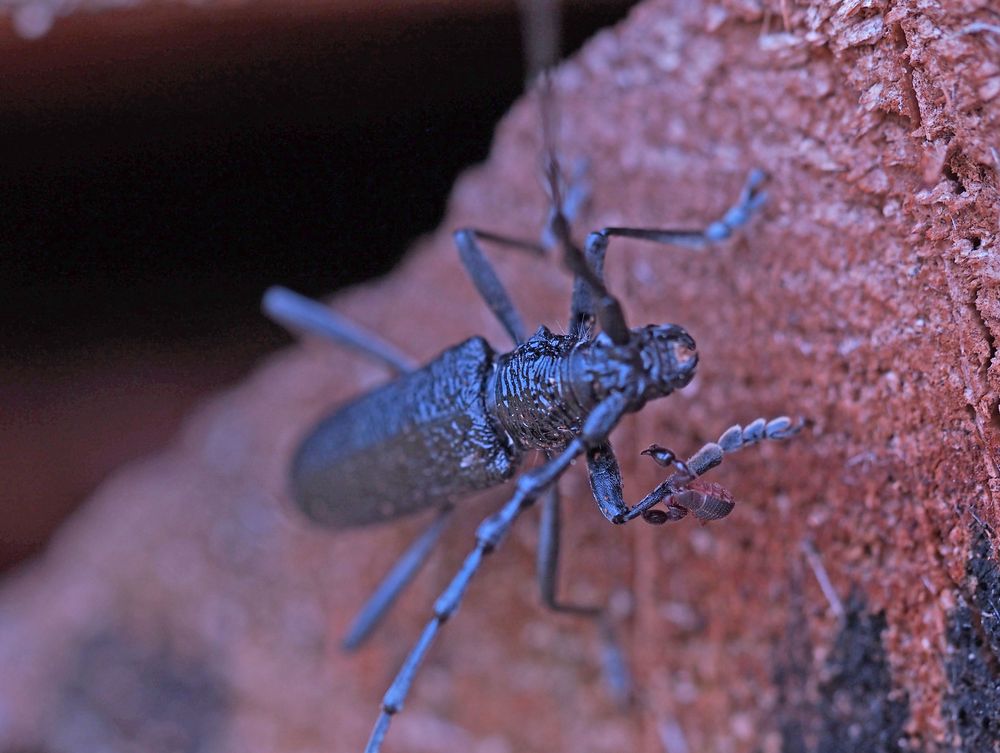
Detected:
left=263, top=78, right=799, bottom=753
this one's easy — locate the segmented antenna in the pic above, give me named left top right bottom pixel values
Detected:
left=540, top=70, right=565, bottom=224
left=537, top=68, right=632, bottom=345
left=518, top=0, right=561, bottom=85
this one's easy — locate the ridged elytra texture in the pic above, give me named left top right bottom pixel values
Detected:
left=1, top=1, right=999, bottom=752
left=292, top=336, right=516, bottom=527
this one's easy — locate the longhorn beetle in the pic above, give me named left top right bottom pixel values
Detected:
left=263, top=75, right=799, bottom=752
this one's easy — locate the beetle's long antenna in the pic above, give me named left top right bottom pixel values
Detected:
left=540, top=70, right=563, bottom=213
left=538, top=71, right=632, bottom=345
left=518, top=0, right=561, bottom=86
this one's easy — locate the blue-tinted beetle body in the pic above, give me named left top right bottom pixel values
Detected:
left=292, top=323, right=696, bottom=527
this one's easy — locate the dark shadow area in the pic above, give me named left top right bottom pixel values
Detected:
left=943, top=525, right=1000, bottom=753
left=773, top=581, right=910, bottom=753
left=0, top=2, right=637, bottom=572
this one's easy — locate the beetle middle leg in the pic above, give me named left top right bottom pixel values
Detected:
left=453, top=147, right=595, bottom=344
left=452, top=228, right=545, bottom=346
left=362, top=396, right=796, bottom=752
left=537, top=482, right=633, bottom=706
left=363, top=392, right=632, bottom=753
left=452, top=157, right=593, bottom=347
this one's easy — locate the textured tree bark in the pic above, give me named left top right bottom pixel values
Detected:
left=1, top=1, right=998, bottom=752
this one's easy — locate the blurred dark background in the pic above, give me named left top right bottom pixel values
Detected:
left=0, top=1, right=636, bottom=574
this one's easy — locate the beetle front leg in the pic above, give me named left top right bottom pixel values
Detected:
left=593, top=168, right=767, bottom=252
left=586, top=441, right=629, bottom=523
left=616, top=415, right=802, bottom=525
left=582, top=417, right=798, bottom=525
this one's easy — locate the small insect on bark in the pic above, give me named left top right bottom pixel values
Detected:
left=263, top=73, right=800, bottom=753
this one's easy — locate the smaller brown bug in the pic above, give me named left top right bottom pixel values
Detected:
left=642, top=440, right=736, bottom=526
left=640, top=471, right=736, bottom=526
left=671, top=481, right=737, bottom=521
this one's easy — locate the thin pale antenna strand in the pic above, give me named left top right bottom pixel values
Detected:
left=518, top=0, right=561, bottom=84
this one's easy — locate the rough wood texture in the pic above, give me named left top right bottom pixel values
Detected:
left=2, top=1, right=999, bottom=751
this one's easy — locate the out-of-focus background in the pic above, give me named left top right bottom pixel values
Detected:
left=3, top=2, right=999, bottom=751
left=0, top=0, right=637, bottom=573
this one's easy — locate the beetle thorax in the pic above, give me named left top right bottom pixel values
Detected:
left=486, top=325, right=696, bottom=453
left=487, top=327, right=587, bottom=451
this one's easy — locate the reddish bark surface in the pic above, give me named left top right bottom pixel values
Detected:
left=2, top=1, right=999, bottom=752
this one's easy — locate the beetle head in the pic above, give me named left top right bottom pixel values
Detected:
left=569, top=323, right=697, bottom=410
left=635, top=323, right=698, bottom=400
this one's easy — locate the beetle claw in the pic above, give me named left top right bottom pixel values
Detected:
left=641, top=444, right=693, bottom=478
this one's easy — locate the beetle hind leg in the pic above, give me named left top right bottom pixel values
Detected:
left=342, top=506, right=454, bottom=651
left=262, top=285, right=415, bottom=375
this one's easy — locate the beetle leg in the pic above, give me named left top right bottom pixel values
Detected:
left=547, top=197, right=632, bottom=346
left=565, top=227, right=611, bottom=339
left=621, top=415, right=802, bottom=524
left=363, top=393, right=630, bottom=753
left=262, top=286, right=416, bottom=375
left=537, top=484, right=594, bottom=613
left=540, top=156, right=591, bottom=252
left=569, top=168, right=767, bottom=338
left=593, top=167, right=767, bottom=250
left=363, top=469, right=563, bottom=753
left=537, top=481, right=632, bottom=706
left=586, top=441, right=629, bottom=523
left=453, top=228, right=546, bottom=346
left=341, top=506, right=454, bottom=651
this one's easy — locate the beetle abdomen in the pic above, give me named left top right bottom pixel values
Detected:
left=292, top=336, right=518, bottom=527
